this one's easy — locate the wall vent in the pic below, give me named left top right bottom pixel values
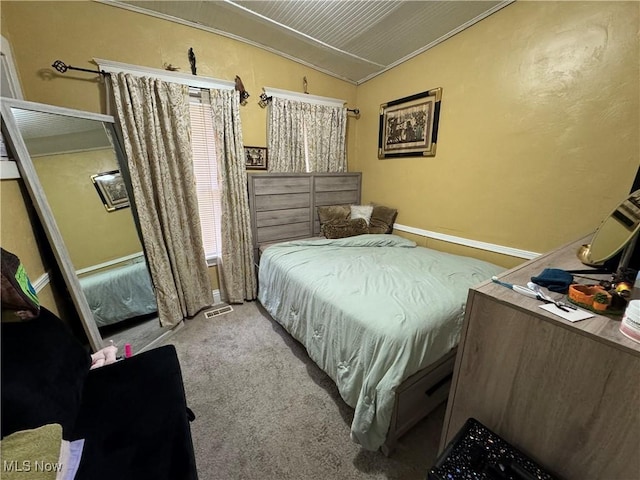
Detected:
left=204, top=305, right=233, bottom=319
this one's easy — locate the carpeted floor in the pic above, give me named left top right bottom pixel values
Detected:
left=161, top=301, right=446, bottom=480
left=101, top=313, right=169, bottom=354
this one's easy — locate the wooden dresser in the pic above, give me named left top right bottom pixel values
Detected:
left=440, top=236, right=640, bottom=479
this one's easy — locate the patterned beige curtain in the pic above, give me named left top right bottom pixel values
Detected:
left=110, top=73, right=213, bottom=327
left=267, top=97, right=347, bottom=172
left=267, top=97, right=306, bottom=172
left=209, top=88, right=257, bottom=302
left=303, top=102, right=347, bottom=172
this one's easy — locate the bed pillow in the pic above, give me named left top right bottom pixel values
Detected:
left=317, top=205, right=351, bottom=238
left=350, top=205, right=374, bottom=225
left=322, top=218, right=369, bottom=239
left=369, top=204, right=398, bottom=234
left=317, top=204, right=351, bottom=225
left=1, top=248, right=40, bottom=321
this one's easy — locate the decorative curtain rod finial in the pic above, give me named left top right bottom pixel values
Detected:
left=51, top=59, right=108, bottom=77
left=52, top=60, right=69, bottom=73
left=235, top=75, right=250, bottom=106
left=188, top=48, right=197, bottom=75
left=258, top=91, right=272, bottom=109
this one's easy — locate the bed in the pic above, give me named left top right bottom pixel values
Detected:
left=248, top=172, right=504, bottom=453
left=78, top=257, right=157, bottom=328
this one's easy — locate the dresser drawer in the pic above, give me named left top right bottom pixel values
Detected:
left=395, top=351, right=456, bottom=437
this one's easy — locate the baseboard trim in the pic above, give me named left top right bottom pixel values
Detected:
left=33, top=272, right=50, bottom=293
left=0, top=160, right=20, bottom=179
left=212, top=289, right=222, bottom=305
left=34, top=273, right=221, bottom=305
left=75, top=252, right=144, bottom=276
left=393, top=223, right=540, bottom=260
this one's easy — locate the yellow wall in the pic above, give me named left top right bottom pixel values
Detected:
left=1, top=1, right=638, bottom=305
left=0, top=1, right=357, bottom=146
left=353, top=1, right=639, bottom=260
left=0, top=179, right=62, bottom=316
left=0, top=179, right=44, bottom=280
left=0, top=0, right=357, bottom=298
left=33, top=149, right=142, bottom=270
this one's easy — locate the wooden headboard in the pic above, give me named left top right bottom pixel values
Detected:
left=247, top=172, right=362, bottom=258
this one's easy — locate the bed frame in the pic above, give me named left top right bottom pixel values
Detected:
left=247, top=172, right=455, bottom=454
left=247, top=172, right=362, bottom=261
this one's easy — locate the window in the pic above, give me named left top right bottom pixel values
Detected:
left=189, top=91, right=221, bottom=264
left=264, top=87, right=346, bottom=173
left=93, top=60, right=236, bottom=264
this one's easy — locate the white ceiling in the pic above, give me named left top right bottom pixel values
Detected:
left=104, top=0, right=513, bottom=84
left=11, top=108, right=112, bottom=156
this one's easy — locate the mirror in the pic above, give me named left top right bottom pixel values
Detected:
left=1, top=98, right=168, bottom=353
left=578, top=190, right=640, bottom=267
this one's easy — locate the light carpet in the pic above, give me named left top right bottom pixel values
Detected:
left=161, top=301, right=446, bottom=480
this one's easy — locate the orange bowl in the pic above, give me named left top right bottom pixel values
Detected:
left=568, top=284, right=605, bottom=305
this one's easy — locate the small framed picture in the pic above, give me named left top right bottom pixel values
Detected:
left=378, top=87, right=442, bottom=159
left=91, top=170, right=130, bottom=212
left=244, top=146, right=268, bottom=170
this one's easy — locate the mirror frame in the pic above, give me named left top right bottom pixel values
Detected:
left=578, top=189, right=640, bottom=267
left=1, top=97, right=131, bottom=351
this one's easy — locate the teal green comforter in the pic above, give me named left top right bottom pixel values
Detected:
left=258, top=234, right=504, bottom=451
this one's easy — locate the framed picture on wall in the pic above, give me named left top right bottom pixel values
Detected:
left=244, top=146, right=268, bottom=170
left=378, top=87, right=442, bottom=159
left=91, top=170, right=130, bottom=212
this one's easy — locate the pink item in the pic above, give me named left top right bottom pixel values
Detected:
left=124, top=343, right=133, bottom=358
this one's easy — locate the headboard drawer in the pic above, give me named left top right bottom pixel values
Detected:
left=248, top=172, right=362, bottom=259
left=253, top=176, right=311, bottom=195
left=254, top=192, right=311, bottom=211
left=315, top=190, right=359, bottom=206
left=256, top=208, right=309, bottom=227
left=315, top=175, right=360, bottom=192
left=257, top=222, right=311, bottom=244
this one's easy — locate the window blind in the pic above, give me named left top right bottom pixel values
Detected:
left=189, top=93, right=222, bottom=263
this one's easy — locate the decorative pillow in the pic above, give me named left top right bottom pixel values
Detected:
left=369, top=204, right=398, bottom=234
left=1, top=248, right=40, bottom=321
left=0, top=424, right=63, bottom=480
left=321, top=218, right=369, bottom=239
left=350, top=205, right=374, bottom=225
left=317, top=205, right=350, bottom=225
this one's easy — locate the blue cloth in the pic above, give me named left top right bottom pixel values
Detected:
left=531, top=268, right=574, bottom=293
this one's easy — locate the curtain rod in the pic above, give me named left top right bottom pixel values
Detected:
left=94, top=57, right=236, bottom=90
left=258, top=91, right=359, bottom=116
left=52, top=60, right=109, bottom=76
left=51, top=60, right=360, bottom=115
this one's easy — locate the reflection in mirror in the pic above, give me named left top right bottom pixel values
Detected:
left=578, top=190, right=640, bottom=267
left=6, top=103, right=168, bottom=353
